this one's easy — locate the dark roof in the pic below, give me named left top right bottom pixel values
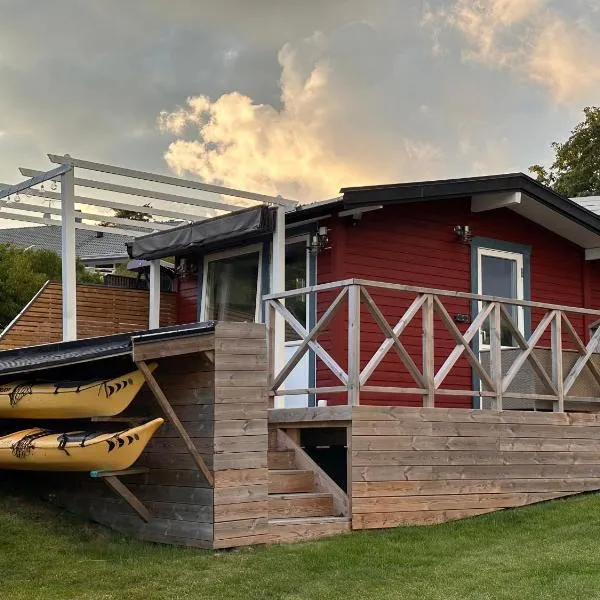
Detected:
left=0, top=321, right=215, bottom=376
left=0, top=225, right=131, bottom=262
left=340, top=173, right=600, bottom=236
left=128, top=173, right=600, bottom=259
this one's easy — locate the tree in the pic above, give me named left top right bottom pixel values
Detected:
left=0, top=244, right=102, bottom=328
left=530, top=106, right=600, bottom=197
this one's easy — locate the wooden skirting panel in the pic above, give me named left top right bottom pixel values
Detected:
left=0, top=281, right=177, bottom=349
left=351, top=406, right=600, bottom=530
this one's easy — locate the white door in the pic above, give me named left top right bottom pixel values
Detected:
left=477, top=247, right=524, bottom=348
left=280, top=238, right=312, bottom=408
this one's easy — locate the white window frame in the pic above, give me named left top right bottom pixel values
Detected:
left=200, top=243, right=263, bottom=323
left=282, top=234, right=310, bottom=347
left=477, top=247, right=524, bottom=349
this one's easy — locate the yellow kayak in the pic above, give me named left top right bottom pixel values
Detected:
left=0, top=363, right=157, bottom=419
left=0, top=418, right=164, bottom=471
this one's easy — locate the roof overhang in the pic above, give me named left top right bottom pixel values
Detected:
left=341, top=173, right=600, bottom=252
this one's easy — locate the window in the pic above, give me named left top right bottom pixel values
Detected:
left=477, top=247, right=524, bottom=347
left=202, top=246, right=262, bottom=322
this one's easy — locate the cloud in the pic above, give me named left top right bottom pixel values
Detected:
left=428, top=0, right=600, bottom=103
left=159, top=24, right=447, bottom=202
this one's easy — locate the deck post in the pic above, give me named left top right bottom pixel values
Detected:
left=348, top=283, right=361, bottom=406
left=552, top=311, right=564, bottom=412
left=490, top=302, right=503, bottom=411
left=149, top=259, right=161, bottom=329
left=271, top=206, right=286, bottom=408
left=60, top=167, right=77, bottom=341
left=422, top=294, right=435, bottom=407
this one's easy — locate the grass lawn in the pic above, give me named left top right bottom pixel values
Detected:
left=3, top=490, right=600, bottom=600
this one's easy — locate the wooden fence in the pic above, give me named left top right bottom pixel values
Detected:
left=264, top=279, right=600, bottom=410
left=0, top=281, right=178, bottom=349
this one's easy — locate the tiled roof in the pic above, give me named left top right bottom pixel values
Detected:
left=0, top=225, right=131, bottom=261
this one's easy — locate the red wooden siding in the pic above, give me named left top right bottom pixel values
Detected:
left=175, top=275, right=199, bottom=324
left=316, top=198, right=594, bottom=408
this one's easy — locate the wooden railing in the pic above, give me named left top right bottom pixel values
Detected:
left=264, top=279, right=600, bottom=411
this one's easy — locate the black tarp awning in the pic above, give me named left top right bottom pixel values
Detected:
left=127, top=205, right=275, bottom=260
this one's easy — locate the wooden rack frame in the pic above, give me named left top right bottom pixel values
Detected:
left=90, top=468, right=151, bottom=522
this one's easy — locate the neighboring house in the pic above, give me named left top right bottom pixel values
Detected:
left=128, top=173, right=600, bottom=409
left=0, top=224, right=131, bottom=271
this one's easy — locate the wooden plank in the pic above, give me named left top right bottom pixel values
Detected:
left=352, top=435, right=499, bottom=451
left=214, top=501, right=269, bottom=523
left=212, top=452, right=268, bottom=471
left=277, top=429, right=349, bottom=517
left=269, top=469, right=315, bottom=493
left=213, top=517, right=269, bottom=540
left=351, top=449, right=600, bottom=467
left=353, top=463, right=600, bottom=481
left=268, top=406, right=352, bottom=424
left=133, top=335, right=215, bottom=361
left=352, top=492, right=569, bottom=513
left=90, top=468, right=149, bottom=478
left=215, top=354, right=268, bottom=371
left=352, top=419, right=600, bottom=439
left=136, top=360, right=214, bottom=486
left=215, top=322, right=266, bottom=339
left=214, top=484, right=268, bottom=505
left=214, top=468, right=269, bottom=489
left=214, top=419, right=267, bottom=437
left=268, top=517, right=351, bottom=543
left=352, top=478, right=600, bottom=497
left=352, top=509, right=497, bottom=530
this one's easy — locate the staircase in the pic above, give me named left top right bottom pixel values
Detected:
left=267, top=441, right=351, bottom=543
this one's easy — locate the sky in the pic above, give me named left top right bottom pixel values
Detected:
left=0, top=0, right=599, bottom=207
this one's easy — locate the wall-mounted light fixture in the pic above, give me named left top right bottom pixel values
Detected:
left=308, top=226, right=331, bottom=255
left=453, top=225, right=472, bottom=243
left=176, top=257, right=198, bottom=278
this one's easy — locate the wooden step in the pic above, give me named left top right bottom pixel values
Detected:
left=269, top=493, right=334, bottom=518
left=268, top=469, right=314, bottom=494
left=268, top=450, right=295, bottom=470
left=268, top=517, right=351, bottom=544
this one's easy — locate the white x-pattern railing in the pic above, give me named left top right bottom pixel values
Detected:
left=264, top=279, right=600, bottom=410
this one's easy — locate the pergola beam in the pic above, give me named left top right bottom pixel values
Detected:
left=0, top=200, right=172, bottom=231
left=0, top=186, right=208, bottom=222
left=48, top=154, right=297, bottom=209
left=20, top=168, right=240, bottom=213
left=0, top=208, right=146, bottom=237
left=0, top=164, right=71, bottom=201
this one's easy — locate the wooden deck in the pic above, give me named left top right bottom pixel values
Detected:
left=270, top=406, right=600, bottom=533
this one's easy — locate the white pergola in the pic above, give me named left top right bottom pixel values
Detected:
left=0, top=154, right=297, bottom=368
